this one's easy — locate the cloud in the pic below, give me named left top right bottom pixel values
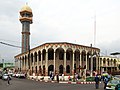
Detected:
left=0, top=0, right=120, bottom=62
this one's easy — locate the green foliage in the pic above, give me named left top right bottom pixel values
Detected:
left=86, top=76, right=95, bottom=81
left=0, top=63, right=3, bottom=67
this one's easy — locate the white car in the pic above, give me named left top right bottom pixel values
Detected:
left=2, top=74, right=11, bottom=80
left=15, top=72, right=26, bottom=78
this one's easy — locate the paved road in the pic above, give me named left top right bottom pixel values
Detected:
left=0, top=78, right=104, bottom=90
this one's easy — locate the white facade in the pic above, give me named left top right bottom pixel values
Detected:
left=15, top=42, right=100, bottom=76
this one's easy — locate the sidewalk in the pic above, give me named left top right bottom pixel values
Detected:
left=29, top=76, right=96, bottom=84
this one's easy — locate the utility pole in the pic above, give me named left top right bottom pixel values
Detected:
left=2, top=59, right=4, bottom=69
left=90, top=44, right=93, bottom=77
left=94, top=14, right=96, bottom=46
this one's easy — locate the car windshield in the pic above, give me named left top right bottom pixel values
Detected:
left=4, top=74, right=8, bottom=76
left=115, top=75, right=120, bottom=79
left=110, top=80, right=120, bottom=85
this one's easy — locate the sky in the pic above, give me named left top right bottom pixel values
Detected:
left=0, top=0, right=120, bottom=63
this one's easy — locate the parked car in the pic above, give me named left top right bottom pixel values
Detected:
left=2, top=74, right=11, bottom=80
left=15, top=72, right=26, bottom=78
left=114, top=75, right=120, bottom=79
left=106, top=79, right=120, bottom=90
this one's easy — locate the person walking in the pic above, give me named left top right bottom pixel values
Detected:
left=7, top=75, right=11, bottom=85
left=104, top=76, right=109, bottom=90
left=56, top=74, right=59, bottom=82
left=94, top=74, right=100, bottom=89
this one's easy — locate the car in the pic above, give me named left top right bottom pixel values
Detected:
left=12, top=73, right=16, bottom=77
left=106, top=79, right=120, bottom=90
left=2, top=74, right=11, bottom=80
left=114, top=75, right=120, bottom=79
left=115, top=84, right=120, bottom=90
left=15, top=72, right=26, bottom=78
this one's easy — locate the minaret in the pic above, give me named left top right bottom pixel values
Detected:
left=19, top=4, right=33, bottom=53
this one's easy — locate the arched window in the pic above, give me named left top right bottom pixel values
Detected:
left=31, top=53, right=33, bottom=63
left=59, top=51, right=64, bottom=60
left=39, top=66, right=41, bottom=74
left=43, top=65, right=45, bottom=75
left=34, top=52, right=37, bottom=62
left=59, top=65, right=63, bottom=74
left=42, top=49, right=46, bottom=60
left=74, top=64, right=76, bottom=73
left=48, top=65, right=54, bottom=75
left=38, top=51, right=41, bottom=61
left=48, top=49, right=54, bottom=60
left=66, top=52, right=70, bottom=60
left=66, top=65, right=70, bottom=73
left=35, top=66, right=37, bottom=73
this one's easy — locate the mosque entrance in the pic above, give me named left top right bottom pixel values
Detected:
left=48, top=65, right=54, bottom=76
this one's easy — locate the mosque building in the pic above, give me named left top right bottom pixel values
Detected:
left=14, top=5, right=119, bottom=77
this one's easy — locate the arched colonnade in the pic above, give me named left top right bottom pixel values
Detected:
left=15, top=43, right=100, bottom=76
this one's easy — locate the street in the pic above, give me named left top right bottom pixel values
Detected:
left=0, top=78, right=104, bottom=90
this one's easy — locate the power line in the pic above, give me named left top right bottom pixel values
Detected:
left=0, top=38, right=21, bottom=43
left=0, top=41, right=21, bottom=48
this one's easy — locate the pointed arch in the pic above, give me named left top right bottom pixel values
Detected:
left=48, top=65, right=54, bottom=75
left=48, top=48, right=54, bottom=60
left=34, top=52, right=37, bottom=62
left=42, top=49, right=46, bottom=61
left=59, top=65, right=63, bottom=74
left=38, top=51, right=41, bottom=61
left=55, top=47, right=64, bottom=60
left=66, top=65, right=70, bottom=73
left=66, top=48, right=73, bottom=61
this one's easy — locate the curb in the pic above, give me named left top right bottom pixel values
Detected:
left=59, top=81, right=96, bottom=84
left=29, top=78, right=96, bottom=84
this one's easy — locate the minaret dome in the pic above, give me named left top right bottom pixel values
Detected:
left=19, top=4, right=33, bottom=24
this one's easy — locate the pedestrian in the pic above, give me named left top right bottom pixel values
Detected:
left=7, top=75, right=11, bottom=85
left=56, top=74, right=59, bottom=82
left=104, top=76, right=109, bottom=90
left=51, top=72, right=54, bottom=81
left=94, top=74, right=100, bottom=89
left=49, top=71, right=52, bottom=80
left=62, top=73, right=64, bottom=81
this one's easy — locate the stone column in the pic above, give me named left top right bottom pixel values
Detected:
left=79, top=53, right=82, bottom=76
left=84, top=54, right=87, bottom=81
left=64, top=52, right=66, bottom=75
left=85, top=54, right=87, bottom=70
left=98, top=57, right=100, bottom=74
left=54, top=52, right=56, bottom=74
left=72, top=52, right=74, bottom=75
left=29, top=55, right=32, bottom=75
left=45, top=51, right=48, bottom=76
left=90, top=53, right=93, bottom=77
left=41, top=53, right=43, bottom=75
left=26, top=57, right=28, bottom=70
left=101, top=59, right=104, bottom=74
left=33, top=55, right=35, bottom=73
left=24, top=59, right=25, bottom=71
left=96, top=56, right=98, bottom=73
left=37, top=54, right=39, bottom=75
